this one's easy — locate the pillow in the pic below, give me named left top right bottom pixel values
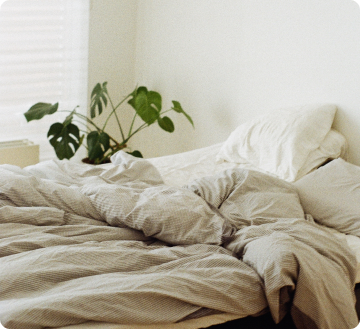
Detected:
left=294, top=158, right=360, bottom=236
left=295, top=129, right=348, bottom=180
left=216, top=104, right=337, bottom=181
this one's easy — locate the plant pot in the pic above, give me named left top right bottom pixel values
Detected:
left=81, top=157, right=111, bottom=165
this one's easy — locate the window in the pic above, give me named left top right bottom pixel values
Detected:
left=0, top=0, right=89, bottom=161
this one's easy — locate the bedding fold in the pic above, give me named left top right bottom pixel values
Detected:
left=0, top=153, right=358, bottom=329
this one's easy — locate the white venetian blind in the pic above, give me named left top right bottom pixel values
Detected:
left=0, top=0, right=89, bottom=161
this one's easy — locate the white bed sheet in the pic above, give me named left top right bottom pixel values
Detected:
left=147, top=143, right=261, bottom=186
left=146, top=143, right=360, bottom=283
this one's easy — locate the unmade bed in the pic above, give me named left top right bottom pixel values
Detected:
left=1, top=104, right=360, bottom=329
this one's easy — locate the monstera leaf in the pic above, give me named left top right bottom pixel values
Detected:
left=47, top=119, right=82, bottom=160
left=87, top=131, right=110, bottom=161
left=128, top=87, right=161, bottom=124
left=127, top=150, right=143, bottom=158
left=157, top=116, right=174, bottom=132
left=90, top=82, right=108, bottom=118
left=25, top=82, right=194, bottom=164
left=172, top=101, right=194, bottom=127
left=24, top=102, right=58, bottom=122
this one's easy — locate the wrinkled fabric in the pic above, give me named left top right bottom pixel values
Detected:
left=0, top=153, right=358, bottom=329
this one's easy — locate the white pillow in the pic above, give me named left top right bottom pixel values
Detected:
left=216, top=104, right=337, bottom=181
left=295, top=129, right=347, bottom=180
left=294, top=159, right=360, bottom=237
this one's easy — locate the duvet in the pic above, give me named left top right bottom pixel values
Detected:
left=0, top=152, right=357, bottom=329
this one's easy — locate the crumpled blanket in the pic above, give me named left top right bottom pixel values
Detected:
left=0, top=152, right=358, bottom=329
left=186, top=168, right=358, bottom=329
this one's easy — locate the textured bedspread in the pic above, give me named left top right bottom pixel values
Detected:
left=0, top=152, right=358, bottom=329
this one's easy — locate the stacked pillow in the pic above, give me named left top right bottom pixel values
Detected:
left=294, top=159, right=360, bottom=237
left=296, top=129, right=347, bottom=180
left=216, top=104, right=346, bottom=181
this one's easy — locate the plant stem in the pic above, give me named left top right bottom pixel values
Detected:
left=126, top=121, right=150, bottom=140
left=59, top=110, right=120, bottom=145
left=102, top=92, right=132, bottom=141
left=103, top=94, right=125, bottom=140
left=127, top=113, right=138, bottom=137
left=74, top=113, right=123, bottom=144
left=126, top=109, right=174, bottom=140
left=59, top=110, right=100, bottom=132
left=75, top=120, right=91, bottom=132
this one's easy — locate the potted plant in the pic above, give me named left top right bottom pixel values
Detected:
left=24, top=82, right=194, bottom=164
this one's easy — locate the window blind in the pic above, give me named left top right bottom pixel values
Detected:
left=0, top=0, right=89, bottom=161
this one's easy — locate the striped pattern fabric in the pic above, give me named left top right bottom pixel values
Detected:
left=0, top=151, right=358, bottom=329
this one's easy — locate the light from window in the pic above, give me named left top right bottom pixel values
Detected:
left=0, top=0, right=89, bottom=161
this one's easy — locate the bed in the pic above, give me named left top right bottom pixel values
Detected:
left=1, top=103, right=360, bottom=329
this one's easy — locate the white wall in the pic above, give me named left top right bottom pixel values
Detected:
left=88, top=0, right=137, bottom=143
left=133, top=0, right=360, bottom=165
left=89, top=0, right=360, bottom=165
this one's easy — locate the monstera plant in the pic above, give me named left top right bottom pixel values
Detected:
left=24, top=82, right=194, bottom=164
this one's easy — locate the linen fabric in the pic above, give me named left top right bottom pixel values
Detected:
left=216, top=104, right=337, bottom=181
left=296, top=128, right=347, bottom=179
left=185, top=168, right=305, bottom=229
left=294, top=158, right=360, bottom=236
left=0, top=152, right=235, bottom=246
left=0, top=154, right=357, bottom=329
